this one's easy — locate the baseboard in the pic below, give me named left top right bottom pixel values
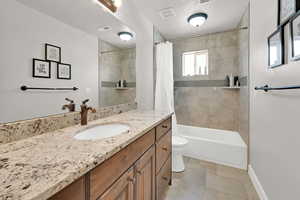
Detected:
left=248, top=165, right=269, bottom=200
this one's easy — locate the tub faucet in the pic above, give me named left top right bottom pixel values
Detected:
left=80, top=99, right=96, bottom=126
left=62, top=98, right=75, bottom=112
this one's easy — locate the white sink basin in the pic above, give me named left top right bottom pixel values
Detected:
left=74, top=123, right=130, bottom=141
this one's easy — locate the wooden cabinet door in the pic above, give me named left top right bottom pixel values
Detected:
left=49, top=177, right=86, bottom=200
left=98, top=167, right=134, bottom=200
left=156, top=157, right=171, bottom=200
left=135, top=146, right=156, bottom=200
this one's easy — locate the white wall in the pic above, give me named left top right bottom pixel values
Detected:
left=0, top=0, right=99, bottom=123
left=250, top=0, right=300, bottom=199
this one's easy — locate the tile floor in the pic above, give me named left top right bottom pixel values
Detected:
left=164, top=157, right=260, bottom=200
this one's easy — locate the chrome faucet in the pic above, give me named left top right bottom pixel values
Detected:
left=62, top=98, right=75, bottom=112
left=80, top=99, right=96, bottom=126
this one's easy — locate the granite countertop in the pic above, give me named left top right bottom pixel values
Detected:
left=0, top=110, right=172, bottom=200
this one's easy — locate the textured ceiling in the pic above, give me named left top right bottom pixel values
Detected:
left=132, top=0, right=249, bottom=39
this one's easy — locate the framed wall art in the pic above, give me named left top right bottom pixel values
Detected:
left=33, top=59, right=51, bottom=78
left=290, top=11, right=300, bottom=60
left=57, top=63, right=71, bottom=80
left=45, top=43, right=61, bottom=63
left=268, top=27, right=285, bottom=68
left=278, top=0, right=300, bottom=26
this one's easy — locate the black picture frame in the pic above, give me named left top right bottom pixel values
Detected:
left=33, top=59, right=51, bottom=78
left=278, top=0, right=300, bottom=26
left=57, top=63, right=71, bottom=80
left=268, top=27, right=285, bottom=68
left=290, top=10, right=300, bottom=60
left=45, top=43, right=61, bottom=63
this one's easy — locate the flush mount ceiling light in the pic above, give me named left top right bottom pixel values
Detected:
left=118, top=32, right=133, bottom=41
left=187, top=13, right=208, bottom=27
left=113, top=0, right=122, bottom=8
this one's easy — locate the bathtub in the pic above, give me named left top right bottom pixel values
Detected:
left=176, top=125, right=247, bottom=169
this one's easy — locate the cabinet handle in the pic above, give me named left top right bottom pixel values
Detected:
left=162, top=176, right=168, bottom=181
left=137, top=170, right=142, bottom=175
left=162, top=125, right=168, bottom=128
left=162, top=147, right=168, bottom=151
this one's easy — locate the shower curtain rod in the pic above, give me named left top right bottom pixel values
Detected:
left=158, top=26, right=248, bottom=45
left=100, top=48, right=134, bottom=54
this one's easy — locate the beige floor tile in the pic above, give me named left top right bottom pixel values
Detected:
left=203, top=188, right=248, bottom=200
left=244, top=180, right=260, bottom=200
left=164, top=157, right=259, bottom=200
left=216, top=164, right=249, bottom=182
left=206, top=171, right=247, bottom=198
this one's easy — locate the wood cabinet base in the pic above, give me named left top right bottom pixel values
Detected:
left=50, top=117, right=172, bottom=200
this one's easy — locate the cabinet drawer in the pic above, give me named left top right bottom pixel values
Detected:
left=156, top=118, right=171, bottom=141
left=89, top=128, right=155, bottom=200
left=156, top=131, right=171, bottom=174
left=156, top=156, right=171, bottom=200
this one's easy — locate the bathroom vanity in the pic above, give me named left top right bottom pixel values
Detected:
left=51, top=117, right=171, bottom=200
left=0, top=111, right=172, bottom=200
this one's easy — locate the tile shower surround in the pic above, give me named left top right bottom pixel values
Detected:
left=172, top=30, right=240, bottom=131
left=0, top=102, right=137, bottom=144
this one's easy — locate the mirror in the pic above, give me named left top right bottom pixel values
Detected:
left=0, top=0, right=136, bottom=124
left=99, top=38, right=136, bottom=107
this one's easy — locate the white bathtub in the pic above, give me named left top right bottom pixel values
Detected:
left=176, top=125, right=247, bottom=169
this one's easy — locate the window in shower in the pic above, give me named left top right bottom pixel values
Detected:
left=182, top=50, right=209, bottom=76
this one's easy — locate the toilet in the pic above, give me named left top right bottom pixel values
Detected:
left=172, top=135, right=188, bottom=172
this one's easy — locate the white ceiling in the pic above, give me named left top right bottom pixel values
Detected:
left=132, top=0, right=249, bottom=39
left=16, top=0, right=136, bottom=48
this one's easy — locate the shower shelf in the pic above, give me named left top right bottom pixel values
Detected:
left=114, top=87, right=130, bottom=90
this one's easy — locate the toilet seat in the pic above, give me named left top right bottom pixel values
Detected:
left=172, top=136, right=188, bottom=147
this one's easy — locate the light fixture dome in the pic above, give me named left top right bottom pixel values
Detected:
left=113, top=0, right=122, bottom=8
left=188, top=13, right=208, bottom=27
left=118, top=32, right=133, bottom=41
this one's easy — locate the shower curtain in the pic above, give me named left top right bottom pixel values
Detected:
left=154, top=41, right=177, bottom=134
